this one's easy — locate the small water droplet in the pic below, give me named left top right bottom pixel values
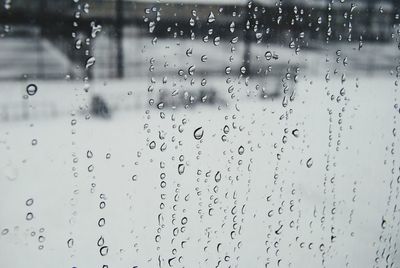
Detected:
left=149, top=141, right=156, bottom=149
left=178, top=164, right=185, bottom=175
left=67, top=238, right=74, bottom=248
left=306, top=158, right=313, bottom=168
left=26, top=212, right=34, bottom=221
left=1, top=228, right=9, bottom=235
left=26, top=198, right=34, bottom=206
left=86, top=57, right=95, bottom=69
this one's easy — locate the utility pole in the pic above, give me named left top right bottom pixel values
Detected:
left=38, top=0, right=47, bottom=79
left=393, top=0, right=400, bottom=28
left=366, top=0, right=374, bottom=40
left=243, top=1, right=252, bottom=76
left=115, top=0, right=124, bottom=78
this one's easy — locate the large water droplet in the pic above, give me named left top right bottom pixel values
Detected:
left=193, top=127, right=204, bottom=140
left=26, top=84, right=38, bottom=96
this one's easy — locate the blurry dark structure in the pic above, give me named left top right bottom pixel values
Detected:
left=90, top=95, right=111, bottom=118
left=0, top=0, right=398, bottom=79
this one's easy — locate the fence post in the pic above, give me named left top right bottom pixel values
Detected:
left=116, top=0, right=124, bottom=78
left=243, top=1, right=252, bottom=76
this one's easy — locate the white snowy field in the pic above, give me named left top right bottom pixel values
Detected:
left=0, top=68, right=399, bottom=268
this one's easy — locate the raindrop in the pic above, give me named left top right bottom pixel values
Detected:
left=97, top=236, right=105, bottom=247
left=213, top=36, right=220, bottom=46
left=67, top=238, right=74, bottom=248
left=86, top=57, right=95, bottom=69
left=188, top=65, right=195, bottom=76
left=26, top=198, right=34, bottom=206
left=186, top=48, right=193, bottom=57
left=100, top=246, right=109, bottom=256
left=265, top=51, right=272, bottom=60
left=98, top=218, right=105, bottom=227
left=26, top=84, right=38, bottom=96
left=75, top=39, right=82, bottom=49
left=238, top=146, right=245, bottom=155
left=292, top=129, right=299, bottom=137
left=223, top=125, right=230, bottom=134
left=306, top=158, right=313, bottom=168
left=88, top=165, right=94, bottom=172
left=178, top=164, right=185, bottom=175
left=215, top=171, right=222, bottom=182
left=149, top=141, right=156, bottom=149
left=208, top=12, right=215, bottom=23
left=26, top=212, right=34, bottom=221
left=181, top=217, right=188, bottom=225
left=193, top=127, right=204, bottom=140
left=38, top=235, right=45, bottom=242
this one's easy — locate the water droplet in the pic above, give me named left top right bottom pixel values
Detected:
left=98, top=218, right=105, bottom=227
left=26, top=198, right=34, bottom=206
left=86, top=57, right=95, bottom=69
left=188, top=65, right=195, bottom=76
left=149, top=141, right=156, bottom=149
left=88, top=165, right=94, bottom=172
left=97, top=236, right=105, bottom=246
left=265, top=51, right=272, bottom=60
left=67, top=238, right=74, bottom=248
left=75, top=39, right=82, bottom=49
left=208, top=12, right=215, bottom=23
left=213, top=36, right=220, bottom=46
left=215, top=171, right=222, bottom=182
left=181, top=217, right=188, bottom=225
left=292, top=129, right=299, bottom=137
left=99, top=246, right=109, bottom=256
left=26, top=84, right=38, bottom=96
left=178, top=164, right=185, bottom=175
left=306, top=158, right=313, bottom=168
left=238, top=146, right=245, bottom=155
left=193, top=127, right=204, bottom=140
left=26, top=212, right=34, bottom=221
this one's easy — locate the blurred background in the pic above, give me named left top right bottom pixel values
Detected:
left=0, top=0, right=398, bottom=80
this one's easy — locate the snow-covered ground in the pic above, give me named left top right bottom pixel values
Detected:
left=0, top=34, right=399, bottom=268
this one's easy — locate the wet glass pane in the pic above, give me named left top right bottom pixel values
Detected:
left=1, top=0, right=400, bottom=267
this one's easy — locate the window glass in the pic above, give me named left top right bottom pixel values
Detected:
left=1, top=0, right=400, bottom=267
